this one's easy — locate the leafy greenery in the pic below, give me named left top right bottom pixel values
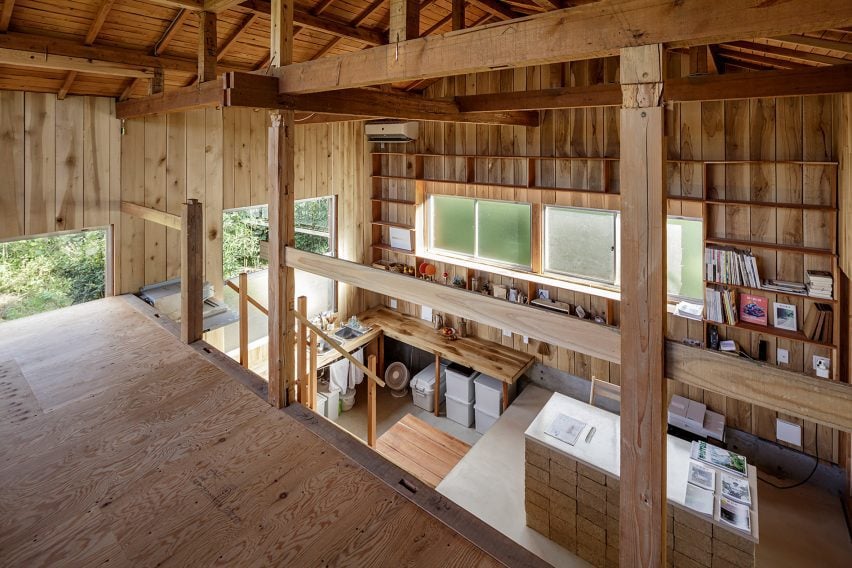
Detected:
left=0, top=230, right=106, bottom=322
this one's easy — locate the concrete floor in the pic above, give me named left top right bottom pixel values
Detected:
left=437, top=384, right=852, bottom=568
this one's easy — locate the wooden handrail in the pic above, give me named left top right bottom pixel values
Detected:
left=225, top=278, right=269, bottom=315
left=121, top=200, right=182, bottom=231
left=292, top=310, right=386, bottom=388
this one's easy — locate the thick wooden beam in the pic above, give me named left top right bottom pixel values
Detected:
left=115, top=79, right=222, bottom=119
left=154, top=8, right=191, bottom=55
left=688, top=45, right=710, bottom=75
left=180, top=199, right=204, bottom=344
left=120, top=201, right=183, bottom=230
left=451, top=0, right=465, bottom=30
left=198, top=11, right=217, bottom=82
left=389, top=0, right=420, bottom=42
left=144, top=0, right=203, bottom=8
left=0, top=46, right=154, bottom=77
left=619, top=44, right=666, bottom=568
left=0, top=0, right=15, bottom=32
left=275, top=0, right=852, bottom=94
left=457, top=82, right=621, bottom=111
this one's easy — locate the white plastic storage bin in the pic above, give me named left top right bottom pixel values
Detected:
left=446, top=393, right=475, bottom=427
left=318, top=384, right=340, bottom=421
left=315, top=392, right=328, bottom=418
left=474, top=403, right=500, bottom=434
left=445, top=363, right=478, bottom=402
left=411, top=362, right=448, bottom=412
left=474, top=373, right=504, bottom=416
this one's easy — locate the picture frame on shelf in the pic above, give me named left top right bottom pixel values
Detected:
left=739, top=293, right=768, bottom=326
left=773, top=302, right=797, bottom=332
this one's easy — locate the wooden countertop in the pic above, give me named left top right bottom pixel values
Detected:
left=314, top=325, right=382, bottom=369
left=525, top=392, right=760, bottom=542
left=358, top=307, right=535, bottom=384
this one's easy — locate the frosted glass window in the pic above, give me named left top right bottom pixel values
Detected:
left=545, top=207, right=618, bottom=283
left=477, top=200, right=531, bottom=267
left=430, top=196, right=475, bottom=256
left=667, top=217, right=703, bottom=301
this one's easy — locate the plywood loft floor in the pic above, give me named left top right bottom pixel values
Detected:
left=0, top=297, right=544, bottom=567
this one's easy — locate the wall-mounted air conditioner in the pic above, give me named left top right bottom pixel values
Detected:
left=365, top=120, right=419, bottom=143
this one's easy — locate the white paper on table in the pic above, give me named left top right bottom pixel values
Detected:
left=544, top=413, right=587, bottom=446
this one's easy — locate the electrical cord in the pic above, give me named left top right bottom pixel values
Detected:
left=757, top=454, right=819, bottom=490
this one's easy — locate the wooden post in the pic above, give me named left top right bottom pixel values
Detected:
left=309, top=330, right=318, bottom=411
left=297, top=295, right=308, bottom=404
left=389, top=0, right=420, bottom=43
left=267, top=0, right=295, bottom=408
left=434, top=353, right=441, bottom=416
left=198, top=11, right=217, bottom=83
left=618, top=44, right=667, bottom=568
left=180, top=199, right=204, bottom=344
left=104, top=224, right=115, bottom=297
left=452, top=0, right=465, bottom=31
left=149, top=68, right=164, bottom=95
left=238, top=271, right=249, bottom=369
left=367, top=354, right=377, bottom=447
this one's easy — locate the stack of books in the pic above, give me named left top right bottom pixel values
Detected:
left=760, top=279, right=808, bottom=295
left=674, top=300, right=704, bottom=321
left=705, top=247, right=761, bottom=288
left=802, top=304, right=834, bottom=343
left=705, top=287, right=738, bottom=325
left=806, top=271, right=833, bottom=299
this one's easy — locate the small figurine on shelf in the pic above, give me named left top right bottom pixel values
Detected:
left=442, top=271, right=449, bottom=285
left=452, top=275, right=466, bottom=289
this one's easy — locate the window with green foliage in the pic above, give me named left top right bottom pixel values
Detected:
left=544, top=206, right=619, bottom=284
left=429, top=196, right=532, bottom=268
left=667, top=217, right=703, bottom=301
left=0, top=230, right=106, bottom=322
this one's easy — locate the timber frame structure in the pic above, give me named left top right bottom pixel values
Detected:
left=1, top=1, right=852, bottom=567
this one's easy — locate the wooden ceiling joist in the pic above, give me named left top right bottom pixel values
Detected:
left=0, top=0, right=15, bottom=32
left=0, top=46, right=154, bottom=77
left=204, top=0, right=244, bottom=11
left=116, top=79, right=222, bottom=119
left=723, top=40, right=846, bottom=66
left=57, top=0, right=116, bottom=100
left=154, top=8, right=191, bottom=56
left=466, top=0, right=520, bottom=20
left=717, top=48, right=811, bottom=70
left=457, top=82, right=621, bottom=111
left=775, top=33, right=852, bottom=54
left=218, top=13, right=259, bottom=60
left=239, top=0, right=386, bottom=45
left=274, top=0, right=852, bottom=94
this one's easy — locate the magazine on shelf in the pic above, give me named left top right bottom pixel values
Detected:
left=684, top=484, right=714, bottom=517
left=544, top=413, right=588, bottom=446
left=690, top=441, right=748, bottom=477
left=687, top=461, right=716, bottom=491
left=718, top=497, right=751, bottom=533
left=720, top=472, right=752, bottom=506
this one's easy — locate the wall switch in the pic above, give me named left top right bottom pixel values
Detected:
left=523, top=335, right=529, bottom=344
left=776, top=418, right=802, bottom=447
left=502, top=329, right=512, bottom=337
left=389, top=298, right=398, bottom=309
left=777, top=348, right=789, bottom=364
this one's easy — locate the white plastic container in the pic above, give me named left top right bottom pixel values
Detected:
left=340, top=388, right=356, bottom=412
left=474, top=373, right=504, bottom=416
left=446, top=363, right=478, bottom=403
left=315, top=392, right=328, bottom=418
left=318, top=383, right=340, bottom=421
left=410, top=362, right=448, bottom=412
left=446, top=393, right=475, bottom=427
left=474, top=403, right=500, bottom=434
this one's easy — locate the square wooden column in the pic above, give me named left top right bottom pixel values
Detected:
left=181, top=199, right=204, bottom=344
left=198, top=11, right=217, bottom=83
left=268, top=0, right=296, bottom=408
left=618, top=44, right=667, bottom=567
left=389, top=0, right=420, bottom=42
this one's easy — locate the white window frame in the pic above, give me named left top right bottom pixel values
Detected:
left=543, top=205, right=621, bottom=286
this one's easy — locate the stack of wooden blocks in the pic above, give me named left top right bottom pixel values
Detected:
left=524, top=438, right=755, bottom=568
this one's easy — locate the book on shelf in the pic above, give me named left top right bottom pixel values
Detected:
left=705, top=247, right=761, bottom=288
left=718, top=497, right=751, bottom=533
left=688, top=461, right=716, bottom=491
left=739, top=294, right=768, bottom=326
left=675, top=300, right=704, bottom=321
left=690, top=441, right=748, bottom=477
left=721, top=472, right=752, bottom=506
left=761, top=279, right=808, bottom=295
left=705, top=286, right=738, bottom=326
left=802, top=303, right=834, bottom=343
left=806, top=270, right=833, bottom=299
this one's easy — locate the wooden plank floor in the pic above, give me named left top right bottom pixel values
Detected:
left=376, top=413, right=472, bottom=487
left=0, top=297, right=540, bottom=568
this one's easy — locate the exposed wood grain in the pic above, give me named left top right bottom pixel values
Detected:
left=0, top=90, right=24, bottom=238
left=0, top=0, right=15, bottom=32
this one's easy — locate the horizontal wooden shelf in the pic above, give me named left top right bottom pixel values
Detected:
left=706, top=281, right=837, bottom=303
left=371, top=197, right=416, bottom=206
left=705, top=199, right=836, bottom=211
left=371, top=220, right=414, bottom=230
left=372, top=175, right=613, bottom=195
left=704, top=318, right=834, bottom=348
left=371, top=243, right=417, bottom=256
left=704, top=237, right=834, bottom=256
left=372, top=175, right=416, bottom=181
left=373, top=151, right=619, bottom=162
left=668, top=159, right=838, bottom=166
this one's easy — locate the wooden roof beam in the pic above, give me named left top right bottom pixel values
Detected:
left=116, top=78, right=222, bottom=118
left=154, top=8, right=191, bottom=55
left=723, top=40, right=846, bottom=66
left=0, top=46, right=155, bottom=77
left=275, top=0, right=852, bottom=94
left=467, top=0, right=519, bottom=20
left=717, top=48, right=811, bottom=70
left=239, top=1, right=385, bottom=45
left=0, top=0, right=15, bottom=33
left=204, top=0, right=244, bottom=11
left=58, top=0, right=117, bottom=100
left=217, top=13, right=258, bottom=60
left=775, top=33, right=852, bottom=54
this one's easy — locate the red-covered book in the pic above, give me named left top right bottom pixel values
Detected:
left=739, top=294, right=768, bottom=326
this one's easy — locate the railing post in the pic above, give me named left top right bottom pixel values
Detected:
left=181, top=199, right=203, bottom=344
left=297, top=296, right=308, bottom=405
left=239, top=271, right=249, bottom=369
left=367, top=354, right=377, bottom=447
left=309, top=329, right=318, bottom=411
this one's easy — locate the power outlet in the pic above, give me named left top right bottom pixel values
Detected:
left=502, top=329, right=513, bottom=337
left=777, top=348, right=789, bottom=365
left=389, top=298, right=398, bottom=310
left=813, top=356, right=830, bottom=378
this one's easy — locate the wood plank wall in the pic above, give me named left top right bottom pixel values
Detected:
left=367, top=57, right=843, bottom=463
left=119, top=110, right=370, bottom=320
left=0, top=91, right=120, bottom=241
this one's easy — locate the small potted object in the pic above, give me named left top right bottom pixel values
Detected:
left=452, top=275, right=466, bottom=288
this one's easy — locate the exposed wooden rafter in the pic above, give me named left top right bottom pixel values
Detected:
left=239, top=0, right=385, bottom=45
left=57, top=0, right=116, bottom=99
left=775, top=33, right=852, bottom=54
left=308, top=0, right=385, bottom=61
left=275, top=0, right=852, bottom=94
left=0, top=0, right=15, bottom=32
left=154, top=8, right=191, bottom=56
left=217, top=13, right=259, bottom=61
left=467, top=0, right=520, bottom=20
left=722, top=40, right=846, bottom=66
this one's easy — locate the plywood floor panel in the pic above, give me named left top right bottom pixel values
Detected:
left=0, top=296, right=532, bottom=568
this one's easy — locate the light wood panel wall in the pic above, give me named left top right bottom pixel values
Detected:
left=0, top=91, right=120, bottom=241
left=119, top=109, right=369, bottom=318
left=367, top=60, right=843, bottom=462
